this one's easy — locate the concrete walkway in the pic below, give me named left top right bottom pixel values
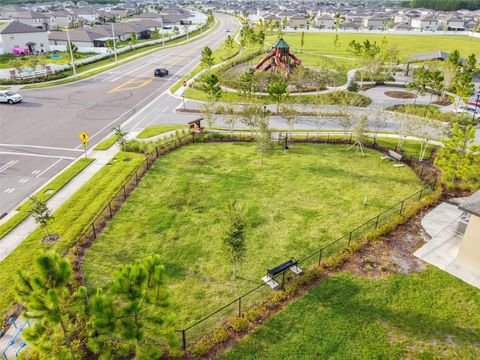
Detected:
left=0, top=145, right=119, bottom=262
left=414, top=202, right=480, bottom=289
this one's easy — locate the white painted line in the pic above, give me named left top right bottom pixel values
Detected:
left=18, top=178, right=29, bottom=184
left=0, top=144, right=83, bottom=152
left=32, top=170, right=41, bottom=175
left=4, top=188, right=15, bottom=193
left=109, top=52, right=173, bottom=82
left=36, top=158, right=65, bottom=178
left=0, top=152, right=75, bottom=160
left=0, top=160, right=18, bottom=173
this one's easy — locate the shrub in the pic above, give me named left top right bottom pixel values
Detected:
left=230, top=316, right=249, bottom=332
left=0, top=72, right=67, bottom=85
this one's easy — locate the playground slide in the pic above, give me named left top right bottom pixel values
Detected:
left=274, top=49, right=282, bottom=67
left=264, top=63, right=273, bottom=71
left=255, top=49, right=276, bottom=70
left=287, top=51, right=302, bottom=65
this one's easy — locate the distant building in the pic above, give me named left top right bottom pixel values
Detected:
left=438, top=15, right=465, bottom=31
left=315, top=15, right=335, bottom=29
left=0, top=21, right=50, bottom=54
left=13, top=11, right=56, bottom=31
left=288, top=14, right=307, bottom=29
left=411, top=13, right=438, bottom=31
left=362, top=15, right=387, bottom=30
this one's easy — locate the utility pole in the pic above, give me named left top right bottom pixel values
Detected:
left=111, top=22, right=118, bottom=63
left=66, top=28, right=77, bottom=78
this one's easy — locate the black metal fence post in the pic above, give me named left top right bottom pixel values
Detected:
left=318, top=249, right=323, bottom=266
left=155, top=146, right=159, bottom=159
left=92, top=223, right=97, bottom=239
left=238, top=298, right=242, bottom=317
left=418, top=188, right=424, bottom=201
left=399, top=200, right=405, bottom=215
left=108, top=202, right=113, bottom=219
left=135, top=171, right=139, bottom=185
left=181, top=329, right=186, bottom=350
left=375, top=214, right=380, bottom=229
left=348, top=231, right=352, bottom=247
left=123, top=185, right=127, bottom=200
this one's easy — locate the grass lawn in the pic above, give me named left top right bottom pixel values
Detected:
left=267, top=33, right=480, bottom=62
left=0, top=152, right=143, bottom=316
left=0, top=158, right=94, bottom=240
left=94, top=135, right=120, bottom=150
left=137, top=124, right=188, bottom=139
left=0, top=52, right=96, bottom=69
left=219, top=268, right=480, bottom=359
left=83, top=142, right=424, bottom=337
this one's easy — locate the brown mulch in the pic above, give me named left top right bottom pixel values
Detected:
left=432, top=97, right=453, bottom=106
left=384, top=91, right=416, bottom=99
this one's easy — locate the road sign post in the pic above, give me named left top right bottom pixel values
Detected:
left=79, top=132, right=90, bottom=159
left=182, top=80, right=187, bottom=110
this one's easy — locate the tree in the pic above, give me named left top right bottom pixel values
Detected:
left=112, top=125, right=128, bottom=161
left=240, top=104, right=262, bottom=137
left=89, top=255, right=173, bottom=359
left=455, top=73, right=475, bottom=109
left=222, top=201, right=246, bottom=278
left=300, top=31, right=305, bottom=53
left=348, top=115, right=368, bottom=156
left=104, top=39, right=114, bottom=58
left=427, top=69, right=444, bottom=103
left=267, top=79, right=288, bottom=113
left=225, top=35, right=234, bottom=49
left=435, top=122, right=480, bottom=184
left=9, top=57, right=25, bottom=77
left=368, top=108, right=387, bottom=143
left=334, top=13, right=345, bottom=32
left=338, top=114, right=354, bottom=139
left=172, top=25, right=180, bottom=36
left=280, top=105, right=299, bottom=132
left=291, top=67, right=309, bottom=94
left=15, top=252, right=87, bottom=360
left=466, top=53, right=478, bottom=76
left=129, top=32, right=137, bottom=49
left=282, top=17, right=288, bottom=29
left=201, top=103, right=216, bottom=129
left=29, top=196, right=54, bottom=238
left=256, top=110, right=274, bottom=165
left=220, top=104, right=238, bottom=135
left=67, top=41, right=78, bottom=59
left=200, top=46, right=215, bottom=71
left=407, top=66, right=429, bottom=103
left=201, top=73, right=222, bottom=104
left=238, top=70, right=255, bottom=99
left=183, top=24, right=189, bottom=40
left=151, top=27, right=160, bottom=40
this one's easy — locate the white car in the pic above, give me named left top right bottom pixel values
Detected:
left=0, top=90, right=23, bottom=104
left=454, top=106, right=480, bottom=115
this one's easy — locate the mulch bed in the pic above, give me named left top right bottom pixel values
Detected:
left=432, top=97, right=453, bottom=106
left=384, top=91, right=416, bottom=99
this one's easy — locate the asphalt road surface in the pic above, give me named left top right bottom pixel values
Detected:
left=0, top=13, right=240, bottom=215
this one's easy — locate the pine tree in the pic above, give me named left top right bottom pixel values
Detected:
left=15, top=252, right=88, bottom=360
left=200, top=46, right=215, bottom=71
left=28, top=195, right=53, bottom=238
left=89, top=255, right=174, bottom=359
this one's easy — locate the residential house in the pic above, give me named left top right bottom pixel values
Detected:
left=315, top=15, right=334, bottom=29
left=411, top=13, right=438, bottom=31
left=288, top=14, right=307, bottom=29
left=70, top=8, right=98, bottom=24
left=50, top=10, right=78, bottom=28
left=362, top=15, right=387, bottom=30
left=456, top=190, right=480, bottom=271
left=13, top=11, right=56, bottom=31
left=0, top=21, right=50, bottom=54
left=0, top=5, right=26, bottom=19
left=438, top=14, right=465, bottom=31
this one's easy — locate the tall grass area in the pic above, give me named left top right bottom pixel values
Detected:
left=0, top=152, right=144, bottom=317
left=219, top=269, right=480, bottom=359
left=83, top=143, right=423, bottom=334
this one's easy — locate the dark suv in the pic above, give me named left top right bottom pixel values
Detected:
left=154, top=68, right=169, bottom=77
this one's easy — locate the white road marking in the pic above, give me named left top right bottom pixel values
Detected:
left=0, top=160, right=18, bottom=173
left=109, top=52, right=174, bottom=82
left=18, top=178, right=29, bottom=184
left=36, top=158, right=65, bottom=178
left=4, top=188, right=15, bottom=193
left=0, top=152, right=75, bottom=160
left=0, top=144, right=82, bottom=152
left=32, top=170, right=41, bottom=175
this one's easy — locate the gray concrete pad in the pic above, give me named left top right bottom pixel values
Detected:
left=415, top=202, right=480, bottom=289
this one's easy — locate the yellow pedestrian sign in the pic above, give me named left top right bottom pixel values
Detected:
left=79, top=132, right=89, bottom=145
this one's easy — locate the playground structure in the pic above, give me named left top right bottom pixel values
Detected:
left=255, top=38, right=302, bottom=73
left=12, top=48, right=30, bottom=56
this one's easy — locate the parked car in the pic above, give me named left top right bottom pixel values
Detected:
left=0, top=90, right=22, bottom=104
left=467, top=99, right=480, bottom=107
left=454, top=106, right=480, bottom=115
left=154, top=68, right=169, bottom=77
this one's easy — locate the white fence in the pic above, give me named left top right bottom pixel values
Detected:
left=1, top=23, right=202, bottom=79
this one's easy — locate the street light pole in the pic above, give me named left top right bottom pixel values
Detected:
left=66, top=28, right=77, bottom=78
left=111, top=23, right=118, bottom=63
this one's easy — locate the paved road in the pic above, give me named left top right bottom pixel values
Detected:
left=0, top=13, right=239, bottom=215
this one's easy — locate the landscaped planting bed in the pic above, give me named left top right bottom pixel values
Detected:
left=83, top=142, right=424, bottom=340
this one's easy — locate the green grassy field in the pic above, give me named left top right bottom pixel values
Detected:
left=0, top=152, right=143, bottom=316
left=0, top=52, right=96, bottom=69
left=0, top=158, right=94, bottom=240
left=268, top=33, right=480, bottom=62
left=83, top=142, right=423, bottom=335
left=137, top=124, right=188, bottom=139
left=94, top=135, right=120, bottom=150
left=219, top=268, right=480, bottom=359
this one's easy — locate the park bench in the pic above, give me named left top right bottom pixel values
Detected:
left=262, top=258, right=303, bottom=289
left=382, top=150, right=403, bottom=162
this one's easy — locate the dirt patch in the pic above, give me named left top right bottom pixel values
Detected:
left=339, top=211, right=430, bottom=278
left=42, top=234, right=59, bottom=244
left=384, top=91, right=416, bottom=99
left=432, top=96, right=453, bottom=106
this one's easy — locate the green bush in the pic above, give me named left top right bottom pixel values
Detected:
left=0, top=72, right=67, bottom=85
left=230, top=316, right=249, bottom=333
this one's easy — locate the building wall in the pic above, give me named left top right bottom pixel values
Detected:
left=0, top=31, right=50, bottom=54
left=457, top=215, right=480, bottom=269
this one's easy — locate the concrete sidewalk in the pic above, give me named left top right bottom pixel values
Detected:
left=0, top=145, right=119, bottom=262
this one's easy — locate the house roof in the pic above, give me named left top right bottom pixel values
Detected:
left=48, top=28, right=104, bottom=42
left=14, top=10, right=49, bottom=19
left=0, top=21, right=45, bottom=34
left=459, top=190, right=480, bottom=217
